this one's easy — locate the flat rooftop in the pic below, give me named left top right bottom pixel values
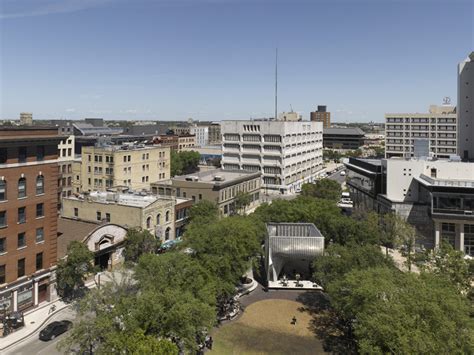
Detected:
left=66, top=191, right=174, bottom=208
left=173, top=169, right=260, bottom=183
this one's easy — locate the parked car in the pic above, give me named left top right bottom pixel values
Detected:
left=39, top=320, right=72, bottom=341
left=340, top=170, right=346, bottom=176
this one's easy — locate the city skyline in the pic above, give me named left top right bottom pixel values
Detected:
left=1, top=0, right=473, bottom=122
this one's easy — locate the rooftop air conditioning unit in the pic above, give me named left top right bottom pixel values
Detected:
left=464, top=210, right=472, bottom=215
left=213, top=175, right=225, bottom=181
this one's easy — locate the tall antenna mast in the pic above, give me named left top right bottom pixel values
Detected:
left=274, top=48, right=278, bottom=120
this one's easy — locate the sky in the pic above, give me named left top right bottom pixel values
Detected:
left=0, top=0, right=473, bottom=122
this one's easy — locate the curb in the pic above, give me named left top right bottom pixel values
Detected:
left=0, top=303, right=70, bottom=352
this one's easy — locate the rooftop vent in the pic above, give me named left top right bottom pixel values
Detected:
left=185, top=176, right=199, bottom=182
left=213, top=175, right=225, bottom=181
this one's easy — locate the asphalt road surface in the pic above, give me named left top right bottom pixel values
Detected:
left=6, top=307, right=76, bottom=355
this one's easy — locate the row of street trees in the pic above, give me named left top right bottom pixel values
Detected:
left=57, top=200, right=264, bottom=353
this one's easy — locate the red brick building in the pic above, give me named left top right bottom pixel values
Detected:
left=0, top=127, right=64, bottom=314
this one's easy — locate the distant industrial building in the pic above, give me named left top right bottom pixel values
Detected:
left=221, top=120, right=324, bottom=194
left=323, top=127, right=365, bottom=149
left=458, top=52, right=474, bottom=161
left=385, top=104, right=457, bottom=159
left=278, top=111, right=302, bottom=121
left=208, top=122, right=222, bottom=145
left=19, top=112, right=33, bottom=126
left=310, top=106, right=331, bottom=129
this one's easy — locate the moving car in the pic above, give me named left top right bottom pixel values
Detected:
left=39, top=320, right=72, bottom=341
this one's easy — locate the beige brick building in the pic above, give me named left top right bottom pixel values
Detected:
left=80, top=144, right=170, bottom=192
left=151, top=169, right=262, bottom=216
left=61, top=191, right=177, bottom=241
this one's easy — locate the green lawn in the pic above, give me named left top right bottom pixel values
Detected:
left=209, top=299, right=326, bottom=355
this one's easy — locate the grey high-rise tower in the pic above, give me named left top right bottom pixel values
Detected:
left=458, top=52, right=474, bottom=161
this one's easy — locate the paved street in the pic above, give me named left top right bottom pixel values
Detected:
left=327, top=168, right=346, bottom=185
left=6, top=307, right=76, bottom=355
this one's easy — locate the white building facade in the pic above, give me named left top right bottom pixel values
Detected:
left=221, top=120, right=324, bottom=194
left=385, top=105, right=457, bottom=159
left=458, top=52, right=474, bottom=161
left=190, top=125, right=209, bottom=147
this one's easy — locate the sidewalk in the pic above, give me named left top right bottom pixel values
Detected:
left=0, top=298, right=69, bottom=352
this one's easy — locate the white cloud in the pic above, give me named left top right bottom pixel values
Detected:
left=65, top=108, right=76, bottom=113
left=0, top=0, right=114, bottom=19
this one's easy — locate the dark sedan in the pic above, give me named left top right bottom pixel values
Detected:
left=39, top=320, right=72, bottom=341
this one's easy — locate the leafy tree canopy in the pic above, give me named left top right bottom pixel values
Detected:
left=56, top=241, right=97, bottom=301
left=327, top=267, right=474, bottom=354
left=312, top=243, right=394, bottom=288
left=170, top=150, right=200, bottom=177
left=185, top=215, right=264, bottom=297
left=301, top=179, right=342, bottom=202
left=123, top=228, right=160, bottom=264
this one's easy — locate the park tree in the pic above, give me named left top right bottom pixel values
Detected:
left=123, top=228, right=160, bottom=264
left=418, top=242, right=473, bottom=294
left=312, top=243, right=394, bottom=288
left=170, top=150, right=200, bottom=176
left=188, top=200, right=219, bottom=223
left=327, top=267, right=474, bottom=354
left=56, top=241, right=97, bottom=301
left=234, top=191, right=252, bottom=214
left=301, top=179, right=342, bottom=201
left=185, top=215, right=264, bottom=298
left=135, top=252, right=217, bottom=307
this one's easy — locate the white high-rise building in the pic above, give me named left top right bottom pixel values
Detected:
left=221, top=120, right=324, bottom=194
left=190, top=125, right=209, bottom=147
left=385, top=105, right=457, bottom=159
left=458, top=52, right=474, bottom=161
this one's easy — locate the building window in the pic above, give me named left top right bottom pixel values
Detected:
left=441, top=223, right=456, bottom=248
left=18, top=147, right=27, bottom=163
left=464, top=224, right=474, bottom=256
left=146, top=216, right=152, bottom=228
left=0, top=264, right=5, bottom=284
left=36, top=252, right=43, bottom=271
left=0, top=148, right=7, bottom=164
left=74, top=208, right=79, bottom=217
left=17, top=258, right=25, bottom=278
left=36, top=203, right=44, bottom=218
left=165, top=210, right=170, bottom=222
left=18, top=232, right=26, bottom=248
left=36, top=228, right=44, bottom=243
left=0, top=180, right=6, bottom=201
left=105, top=213, right=110, bottom=222
left=0, top=211, right=6, bottom=227
left=18, top=207, right=26, bottom=224
left=18, top=177, right=27, bottom=198
left=36, top=146, right=45, bottom=161
left=96, top=212, right=102, bottom=221
left=36, top=175, right=45, bottom=195
left=0, top=237, right=5, bottom=253
left=165, top=227, right=170, bottom=241
left=430, top=168, right=437, bottom=178
left=156, top=214, right=161, bottom=225
left=199, top=194, right=202, bottom=200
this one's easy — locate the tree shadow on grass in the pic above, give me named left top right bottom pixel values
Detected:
left=296, top=291, right=355, bottom=354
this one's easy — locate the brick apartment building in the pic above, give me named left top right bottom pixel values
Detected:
left=0, top=127, right=63, bottom=314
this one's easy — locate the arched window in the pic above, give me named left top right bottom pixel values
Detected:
left=0, top=180, right=6, bottom=201
left=146, top=216, right=152, bottom=229
left=18, top=177, right=27, bottom=198
left=36, top=175, right=44, bottom=195
left=165, top=210, right=170, bottom=222
left=156, top=214, right=161, bottom=225
left=165, top=227, right=170, bottom=241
